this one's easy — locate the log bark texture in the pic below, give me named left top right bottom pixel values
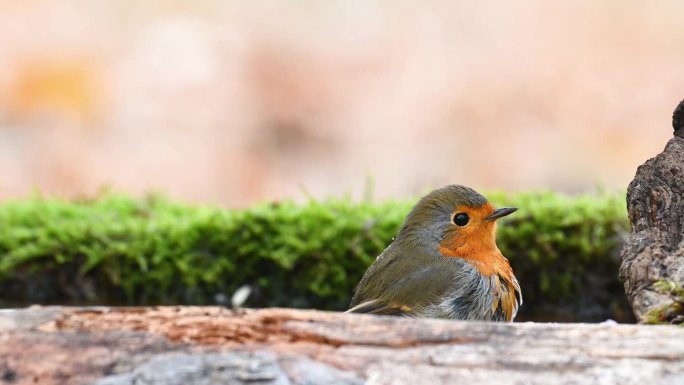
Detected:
left=619, top=99, right=684, bottom=320
left=0, top=306, right=683, bottom=385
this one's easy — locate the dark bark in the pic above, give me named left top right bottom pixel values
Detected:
left=619, top=98, right=684, bottom=320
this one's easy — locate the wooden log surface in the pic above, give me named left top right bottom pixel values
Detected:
left=0, top=306, right=683, bottom=385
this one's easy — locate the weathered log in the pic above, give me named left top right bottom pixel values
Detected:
left=0, top=306, right=683, bottom=385
left=619, top=98, right=684, bottom=321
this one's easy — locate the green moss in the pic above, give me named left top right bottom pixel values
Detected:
left=0, top=190, right=630, bottom=322
left=643, top=280, right=684, bottom=325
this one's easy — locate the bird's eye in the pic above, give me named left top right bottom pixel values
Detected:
left=453, top=213, right=470, bottom=226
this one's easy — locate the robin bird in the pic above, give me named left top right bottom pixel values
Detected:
left=347, top=184, right=522, bottom=321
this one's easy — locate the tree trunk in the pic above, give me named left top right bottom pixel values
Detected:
left=1, top=306, right=683, bottom=385
left=619, top=98, right=684, bottom=321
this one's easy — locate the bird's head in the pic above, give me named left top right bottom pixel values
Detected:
left=397, top=185, right=516, bottom=269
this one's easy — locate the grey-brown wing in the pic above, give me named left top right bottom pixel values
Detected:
left=348, top=244, right=463, bottom=315
left=345, top=299, right=414, bottom=316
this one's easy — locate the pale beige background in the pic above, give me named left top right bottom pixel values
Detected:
left=0, top=1, right=682, bottom=206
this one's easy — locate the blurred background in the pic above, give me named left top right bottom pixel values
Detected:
left=0, top=0, right=683, bottom=206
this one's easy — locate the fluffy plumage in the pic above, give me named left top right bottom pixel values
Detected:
left=347, top=185, right=522, bottom=321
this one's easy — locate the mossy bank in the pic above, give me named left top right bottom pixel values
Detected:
left=0, top=191, right=631, bottom=322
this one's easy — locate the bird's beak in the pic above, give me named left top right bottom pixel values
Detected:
left=485, top=207, right=517, bottom=221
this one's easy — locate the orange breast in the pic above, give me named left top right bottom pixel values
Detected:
left=437, top=209, right=512, bottom=278
left=440, top=241, right=520, bottom=321
left=438, top=203, right=520, bottom=320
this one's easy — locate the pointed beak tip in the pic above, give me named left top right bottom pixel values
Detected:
left=486, top=207, right=518, bottom=221
left=506, top=207, right=518, bottom=215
